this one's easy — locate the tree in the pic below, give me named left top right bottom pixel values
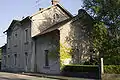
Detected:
left=83, top=0, right=120, bottom=64
left=0, top=49, right=1, bottom=60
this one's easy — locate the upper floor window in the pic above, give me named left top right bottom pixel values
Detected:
left=8, top=55, right=10, bottom=58
left=15, top=33, right=17, bottom=37
left=53, top=13, right=59, bottom=23
left=25, top=29, right=28, bottom=43
left=7, top=37, right=10, bottom=49
left=13, top=32, right=18, bottom=47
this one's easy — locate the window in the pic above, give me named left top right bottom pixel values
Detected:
left=25, top=52, right=28, bottom=66
left=53, top=13, right=59, bottom=23
left=8, top=55, right=10, bottom=58
left=15, top=33, right=17, bottom=37
left=53, top=13, right=59, bottom=20
left=14, top=54, right=17, bottom=65
left=25, top=29, right=28, bottom=43
left=8, top=37, right=10, bottom=49
left=44, top=50, right=49, bottom=66
left=7, top=55, right=10, bottom=67
left=4, top=56, right=6, bottom=67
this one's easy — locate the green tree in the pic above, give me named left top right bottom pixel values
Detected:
left=0, top=49, right=1, bottom=60
left=83, top=0, right=120, bottom=64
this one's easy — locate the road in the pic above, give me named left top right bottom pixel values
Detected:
left=0, top=72, right=95, bottom=80
left=0, top=72, right=57, bottom=80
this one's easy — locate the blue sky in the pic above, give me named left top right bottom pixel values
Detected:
left=0, top=0, right=83, bottom=46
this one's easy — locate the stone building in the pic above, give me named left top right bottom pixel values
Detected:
left=1, top=0, right=93, bottom=74
left=1, top=44, right=7, bottom=70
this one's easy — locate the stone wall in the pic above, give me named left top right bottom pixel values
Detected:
left=59, top=10, right=93, bottom=65
left=31, top=5, right=70, bottom=37
left=35, top=30, right=60, bottom=74
left=4, top=19, right=33, bottom=72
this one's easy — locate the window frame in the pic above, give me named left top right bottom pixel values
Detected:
left=24, top=28, right=29, bottom=43
left=44, top=50, right=49, bottom=67
left=7, top=37, right=11, bottom=49
left=14, top=54, right=17, bottom=66
left=25, top=52, right=28, bottom=66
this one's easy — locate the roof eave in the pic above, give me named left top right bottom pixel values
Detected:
left=56, top=4, right=73, bottom=18
left=3, top=20, right=20, bottom=33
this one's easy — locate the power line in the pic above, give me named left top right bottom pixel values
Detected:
left=35, top=0, right=41, bottom=7
left=0, top=35, right=6, bottom=37
left=36, top=0, right=41, bottom=3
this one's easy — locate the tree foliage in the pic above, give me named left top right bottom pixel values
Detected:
left=0, top=49, right=1, bottom=60
left=83, top=0, right=120, bottom=64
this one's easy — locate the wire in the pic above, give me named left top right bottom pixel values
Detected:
left=36, top=0, right=41, bottom=3
left=0, top=35, right=6, bottom=37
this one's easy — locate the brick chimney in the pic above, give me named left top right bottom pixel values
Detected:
left=51, top=0, right=59, bottom=5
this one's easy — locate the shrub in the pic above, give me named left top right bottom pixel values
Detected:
left=104, top=65, right=120, bottom=74
left=84, top=58, right=99, bottom=65
left=61, top=65, right=99, bottom=73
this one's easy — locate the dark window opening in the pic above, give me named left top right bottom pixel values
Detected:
left=25, top=29, right=28, bottom=42
left=15, top=33, right=17, bottom=37
left=53, top=13, right=59, bottom=23
left=25, top=52, right=28, bottom=66
left=8, top=37, right=10, bottom=49
left=45, top=50, right=49, bottom=66
left=14, top=54, right=17, bottom=65
left=8, top=55, right=10, bottom=58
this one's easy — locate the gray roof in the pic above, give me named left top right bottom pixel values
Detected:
left=4, top=3, right=73, bottom=34
left=31, top=3, right=73, bottom=18
left=4, top=20, right=20, bottom=33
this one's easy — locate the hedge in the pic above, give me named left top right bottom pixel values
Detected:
left=61, top=65, right=99, bottom=73
left=61, top=65, right=120, bottom=74
left=104, top=65, right=120, bottom=74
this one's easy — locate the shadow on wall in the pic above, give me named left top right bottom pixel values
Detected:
left=65, top=9, right=95, bottom=64
left=37, top=9, right=59, bottom=33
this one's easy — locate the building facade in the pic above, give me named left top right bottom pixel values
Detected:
left=1, top=2, right=93, bottom=74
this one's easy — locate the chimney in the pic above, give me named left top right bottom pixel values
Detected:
left=51, top=0, right=59, bottom=5
left=39, top=8, right=44, bottom=11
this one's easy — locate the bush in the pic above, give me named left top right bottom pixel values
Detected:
left=84, top=58, right=99, bottom=65
left=61, top=65, right=99, bottom=73
left=104, top=65, right=120, bottom=74
left=104, top=56, right=120, bottom=65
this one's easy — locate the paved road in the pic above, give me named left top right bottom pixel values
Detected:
left=0, top=72, right=57, bottom=80
left=0, top=72, right=95, bottom=80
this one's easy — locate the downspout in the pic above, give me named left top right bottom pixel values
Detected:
left=34, top=37, right=37, bottom=72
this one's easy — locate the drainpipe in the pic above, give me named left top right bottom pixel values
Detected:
left=34, top=38, right=37, bottom=72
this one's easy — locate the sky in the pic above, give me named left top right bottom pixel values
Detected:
left=0, top=0, right=83, bottom=47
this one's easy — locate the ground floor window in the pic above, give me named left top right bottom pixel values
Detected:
left=44, top=50, right=49, bottom=66
left=14, top=54, right=17, bottom=65
left=25, top=52, right=28, bottom=66
left=8, top=55, right=10, bottom=66
left=4, top=56, right=6, bottom=67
